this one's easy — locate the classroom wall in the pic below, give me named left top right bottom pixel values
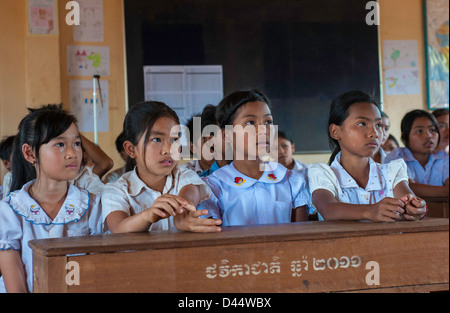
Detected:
left=0, top=0, right=430, bottom=184
left=294, top=0, right=429, bottom=165
left=0, top=0, right=127, bottom=184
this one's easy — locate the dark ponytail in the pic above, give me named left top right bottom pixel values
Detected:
left=327, top=91, right=380, bottom=165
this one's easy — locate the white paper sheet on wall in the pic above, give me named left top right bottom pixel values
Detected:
left=73, top=0, right=104, bottom=42
left=67, top=45, right=110, bottom=76
left=69, top=80, right=109, bottom=132
left=27, top=0, right=57, bottom=35
left=382, top=40, right=420, bottom=95
left=143, top=65, right=223, bottom=125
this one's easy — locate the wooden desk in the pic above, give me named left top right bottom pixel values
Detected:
left=423, top=196, right=449, bottom=218
left=29, top=218, right=449, bottom=293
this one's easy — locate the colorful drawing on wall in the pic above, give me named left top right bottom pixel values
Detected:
left=424, top=0, right=449, bottom=109
left=27, top=0, right=57, bottom=35
left=382, top=40, right=420, bottom=95
left=69, top=80, right=109, bottom=132
left=67, top=45, right=110, bottom=76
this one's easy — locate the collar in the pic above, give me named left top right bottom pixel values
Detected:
left=212, top=162, right=288, bottom=188
left=331, top=152, right=384, bottom=191
left=401, top=147, right=446, bottom=163
left=127, top=166, right=178, bottom=196
left=7, top=181, right=90, bottom=225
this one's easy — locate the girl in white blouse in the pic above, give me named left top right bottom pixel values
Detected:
left=0, top=105, right=103, bottom=293
left=308, top=91, right=427, bottom=222
left=101, top=101, right=221, bottom=233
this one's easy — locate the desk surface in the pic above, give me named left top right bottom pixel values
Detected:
left=29, top=218, right=449, bottom=257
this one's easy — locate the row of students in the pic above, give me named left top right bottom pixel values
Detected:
left=0, top=91, right=446, bottom=292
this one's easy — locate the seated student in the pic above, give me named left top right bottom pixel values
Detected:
left=0, top=104, right=103, bottom=293
left=385, top=109, right=449, bottom=198
left=308, top=91, right=427, bottom=222
left=103, top=132, right=128, bottom=183
left=432, top=108, right=449, bottom=154
left=382, top=134, right=399, bottom=153
left=198, top=90, right=310, bottom=226
left=372, top=111, right=390, bottom=163
left=0, top=135, right=15, bottom=199
left=101, top=101, right=222, bottom=234
left=276, top=131, right=308, bottom=174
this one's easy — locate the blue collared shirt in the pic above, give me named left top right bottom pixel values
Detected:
left=384, top=147, right=449, bottom=186
left=199, top=162, right=309, bottom=226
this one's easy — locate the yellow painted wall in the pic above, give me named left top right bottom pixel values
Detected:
left=378, top=0, right=428, bottom=145
left=0, top=0, right=127, bottom=184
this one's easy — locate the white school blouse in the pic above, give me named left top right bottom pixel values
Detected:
left=308, top=152, right=409, bottom=220
left=0, top=181, right=102, bottom=293
left=199, top=162, right=309, bottom=226
left=101, top=166, right=211, bottom=231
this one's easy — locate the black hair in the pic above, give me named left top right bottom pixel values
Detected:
left=123, top=101, right=180, bottom=171
left=11, top=104, right=78, bottom=192
left=327, top=90, right=380, bottom=165
left=216, top=89, right=272, bottom=129
left=0, top=135, right=16, bottom=161
left=115, top=132, right=126, bottom=153
left=387, top=134, right=399, bottom=147
left=277, top=131, right=294, bottom=144
left=400, top=109, right=440, bottom=148
left=432, top=108, right=449, bottom=119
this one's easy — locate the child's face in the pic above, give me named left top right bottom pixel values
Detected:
left=436, top=114, right=449, bottom=147
left=134, top=116, right=180, bottom=178
left=331, top=102, right=382, bottom=158
left=381, top=116, right=390, bottom=145
left=229, top=101, right=274, bottom=161
left=37, top=123, right=83, bottom=181
left=408, top=116, right=439, bottom=155
left=277, top=137, right=294, bottom=167
left=382, top=138, right=398, bottom=152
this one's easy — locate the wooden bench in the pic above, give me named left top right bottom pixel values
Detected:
left=29, top=218, right=449, bottom=293
left=423, top=196, right=449, bottom=218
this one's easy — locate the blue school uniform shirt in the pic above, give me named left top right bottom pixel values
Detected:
left=198, top=162, right=309, bottom=226
left=0, top=181, right=103, bottom=293
left=308, top=152, right=409, bottom=220
left=384, top=147, right=449, bottom=186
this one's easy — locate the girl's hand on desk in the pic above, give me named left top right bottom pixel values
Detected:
left=144, top=194, right=196, bottom=224
left=369, top=197, right=406, bottom=222
left=400, top=194, right=427, bottom=221
left=174, top=209, right=222, bottom=233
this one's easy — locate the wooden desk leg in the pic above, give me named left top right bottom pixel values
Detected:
left=33, top=252, right=68, bottom=293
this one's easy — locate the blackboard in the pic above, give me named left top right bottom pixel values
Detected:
left=124, top=0, right=380, bottom=153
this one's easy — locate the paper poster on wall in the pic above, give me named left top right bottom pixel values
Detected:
left=67, top=45, right=110, bottom=76
left=69, top=80, right=109, bottom=132
left=382, top=40, right=420, bottom=95
left=73, top=0, right=104, bottom=42
left=384, top=68, right=420, bottom=95
left=27, top=0, right=57, bottom=35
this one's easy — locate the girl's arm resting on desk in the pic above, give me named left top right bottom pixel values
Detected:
left=0, top=250, right=28, bottom=293
left=106, top=194, right=193, bottom=233
left=292, top=206, right=309, bottom=222
left=311, top=189, right=406, bottom=222
left=408, top=178, right=450, bottom=198
left=174, top=185, right=222, bottom=232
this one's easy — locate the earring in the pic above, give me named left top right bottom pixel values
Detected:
left=32, top=160, right=36, bottom=166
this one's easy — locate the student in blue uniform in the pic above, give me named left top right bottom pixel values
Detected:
left=199, top=90, right=310, bottom=226
left=384, top=109, right=449, bottom=198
